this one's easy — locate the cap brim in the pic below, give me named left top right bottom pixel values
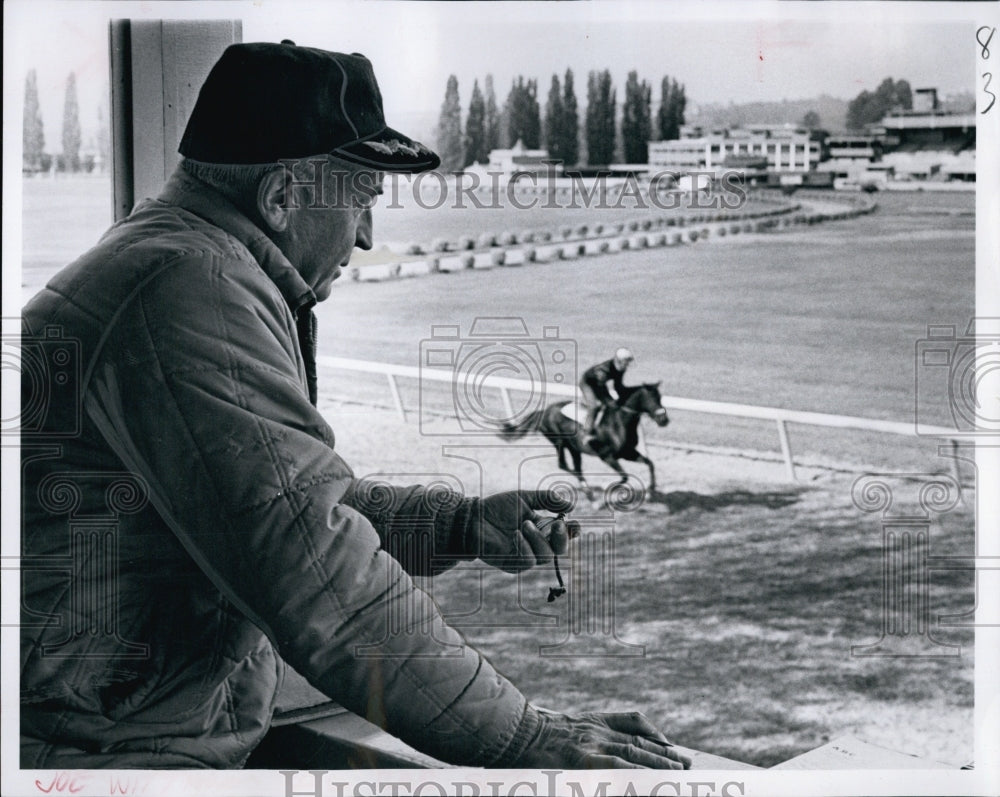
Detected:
left=333, top=126, right=440, bottom=173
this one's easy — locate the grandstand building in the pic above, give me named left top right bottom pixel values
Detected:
left=818, top=88, right=976, bottom=186
left=873, top=88, right=976, bottom=183
left=647, top=124, right=821, bottom=180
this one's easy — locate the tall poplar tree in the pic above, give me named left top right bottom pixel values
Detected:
left=622, top=70, right=652, bottom=163
left=23, top=69, right=46, bottom=172
left=96, top=98, right=111, bottom=173
left=561, top=68, right=580, bottom=166
left=484, top=74, right=501, bottom=153
left=544, top=74, right=564, bottom=161
left=585, top=70, right=616, bottom=165
left=657, top=76, right=687, bottom=141
left=61, top=71, right=82, bottom=172
left=505, top=77, right=541, bottom=149
left=464, top=79, right=486, bottom=167
left=436, top=74, right=464, bottom=172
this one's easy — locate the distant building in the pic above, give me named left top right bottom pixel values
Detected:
left=648, top=124, right=820, bottom=178
left=872, top=88, right=976, bottom=152
left=486, top=139, right=560, bottom=177
left=818, top=88, right=978, bottom=185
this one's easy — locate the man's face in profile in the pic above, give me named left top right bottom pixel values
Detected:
left=278, top=160, right=385, bottom=300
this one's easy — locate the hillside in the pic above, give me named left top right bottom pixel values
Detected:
left=687, top=94, right=850, bottom=133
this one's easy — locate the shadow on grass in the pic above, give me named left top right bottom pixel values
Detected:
left=646, top=488, right=803, bottom=513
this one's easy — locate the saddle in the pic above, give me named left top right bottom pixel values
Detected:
left=559, top=402, right=587, bottom=424
left=560, top=402, right=606, bottom=451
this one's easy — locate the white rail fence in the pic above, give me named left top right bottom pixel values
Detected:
left=316, top=355, right=961, bottom=482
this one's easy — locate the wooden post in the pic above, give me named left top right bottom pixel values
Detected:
left=109, top=19, right=242, bottom=220
left=776, top=418, right=797, bottom=481
left=387, top=374, right=407, bottom=422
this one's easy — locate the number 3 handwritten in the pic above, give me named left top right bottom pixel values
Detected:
left=983, top=72, right=996, bottom=115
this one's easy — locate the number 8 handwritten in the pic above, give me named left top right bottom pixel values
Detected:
left=977, top=26, right=994, bottom=59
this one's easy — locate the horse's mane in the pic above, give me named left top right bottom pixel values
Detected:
left=618, top=382, right=659, bottom=400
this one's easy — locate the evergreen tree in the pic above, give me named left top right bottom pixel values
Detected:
left=464, top=79, right=486, bottom=167
left=561, top=68, right=579, bottom=166
left=846, top=77, right=913, bottom=130
left=657, top=76, right=687, bottom=141
left=96, top=97, right=111, bottom=173
left=505, top=77, right=542, bottom=149
left=585, top=70, right=616, bottom=165
left=544, top=74, right=563, bottom=161
left=622, top=70, right=652, bottom=163
left=800, top=110, right=821, bottom=130
left=484, top=74, right=501, bottom=153
left=527, top=79, right=541, bottom=149
left=436, top=74, right=464, bottom=172
left=23, top=69, right=46, bottom=172
left=61, top=71, right=82, bottom=172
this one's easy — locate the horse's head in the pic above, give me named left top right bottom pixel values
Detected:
left=637, top=382, right=670, bottom=427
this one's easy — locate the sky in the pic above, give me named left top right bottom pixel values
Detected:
left=3, top=0, right=981, bottom=145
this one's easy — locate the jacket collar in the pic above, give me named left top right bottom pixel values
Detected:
left=156, top=167, right=317, bottom=314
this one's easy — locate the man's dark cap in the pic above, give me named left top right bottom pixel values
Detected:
left=179, top=41, right=440, bottom=172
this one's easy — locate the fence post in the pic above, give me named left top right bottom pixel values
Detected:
left=776, top=419, right=797, bottom=481
left=499, top=387, right=514, bottom=420
left=949, top=439, right=962, bottom=485
left=387, top=374, right=407, bottom=422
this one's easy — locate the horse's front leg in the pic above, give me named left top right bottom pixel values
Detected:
left=633, top=453, right=656, bottom=493
left=601, top=456, right=629, bottom=486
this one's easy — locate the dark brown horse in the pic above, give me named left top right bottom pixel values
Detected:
left=499, top=383, right=669, bottom=498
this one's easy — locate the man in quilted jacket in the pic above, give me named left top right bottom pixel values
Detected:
left=19, top=41, right=690, bottom=771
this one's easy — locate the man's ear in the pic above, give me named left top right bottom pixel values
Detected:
left=257, top=168, right=291, bottom=232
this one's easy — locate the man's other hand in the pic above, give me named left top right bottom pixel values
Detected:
left=464, top=490, right=579, bottom=573
left=514, top=710, right=692, bottom=770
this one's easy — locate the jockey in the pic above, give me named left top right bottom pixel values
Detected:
left=579, top=347, right=635, bottom=434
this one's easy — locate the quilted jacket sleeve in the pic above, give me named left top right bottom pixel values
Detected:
left=83, top=252, right=538, bottom=766
left=342, top=480, right=476, bottom=576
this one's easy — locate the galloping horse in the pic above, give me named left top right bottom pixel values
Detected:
left=499, top=383, right=669, bottom=498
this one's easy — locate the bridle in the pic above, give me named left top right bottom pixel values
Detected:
left=619, top=388, right=667, bottom=422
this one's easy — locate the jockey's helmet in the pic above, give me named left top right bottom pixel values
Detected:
left=614, top=347, right=634, bottom=369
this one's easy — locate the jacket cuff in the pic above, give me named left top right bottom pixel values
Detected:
left=487, top=702, right=543, bottom=767
left=446, top=496, right=479, bottom=561
left=429, top=495, right=476, bottom=574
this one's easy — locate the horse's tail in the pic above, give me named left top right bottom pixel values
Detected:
left=498, top=408, right=547, bottom=441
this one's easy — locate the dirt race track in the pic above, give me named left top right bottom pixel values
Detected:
left=322, top=399, right=976, bottom=769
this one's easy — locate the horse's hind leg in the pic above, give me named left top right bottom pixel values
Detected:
left=556, top=442, right=571, bottom=473
left=569, top=448, right=594, bottom=501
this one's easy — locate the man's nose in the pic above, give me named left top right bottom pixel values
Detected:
left=355, top=208, right=373, bottom=251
